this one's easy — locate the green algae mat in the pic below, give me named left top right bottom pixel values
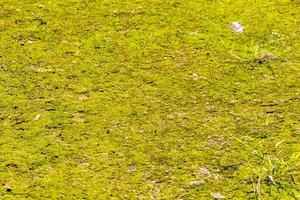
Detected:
left=1, top=0, right=300, bottom=199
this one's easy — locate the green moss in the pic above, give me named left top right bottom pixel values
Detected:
left=0, top=0, right=299, bottom=199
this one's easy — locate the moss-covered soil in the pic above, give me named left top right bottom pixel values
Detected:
left=1, top=0, right=299, bottom=199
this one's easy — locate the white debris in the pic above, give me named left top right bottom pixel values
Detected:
left=211, top=192, right=225, bottom=199
left=37, top=4, right=45, bottom=8
left=127, top=167, right=136, bottom=173
left=34, top=114, right=40, bottom=121
left=78, top=96, right=88, bottom=101
left=27, top=37, right=36, bottom=44
left=229, top=22, right=244, bottom=34
left=191, top=73, right=199, bottom=80
left=188, top=180, right=205, bottom=186
left=198, top=166, right=222, bottom=181
left=275, top=140, right=284, bottom=148
left=199, top=167, right=210, bottom=175
left=190, top=31, right=198, bottom=35
left=268, top=176, right=277, bottom=186
left=271, top=32, right=280, bottom=37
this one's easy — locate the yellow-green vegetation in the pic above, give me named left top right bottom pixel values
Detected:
left=1, top=0, right=299, bottom=199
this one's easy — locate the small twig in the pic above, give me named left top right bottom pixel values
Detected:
left=253, top=176, right=261, bottom=199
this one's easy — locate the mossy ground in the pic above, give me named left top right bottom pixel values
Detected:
left=0, top=0, right=299, bottom=199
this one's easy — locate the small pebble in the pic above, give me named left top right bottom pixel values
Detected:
left=229, top=22, right=244, bottom=34
left=211, top=192, right=225, bottom=199
left=6, top=187, right=12, bottom=192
